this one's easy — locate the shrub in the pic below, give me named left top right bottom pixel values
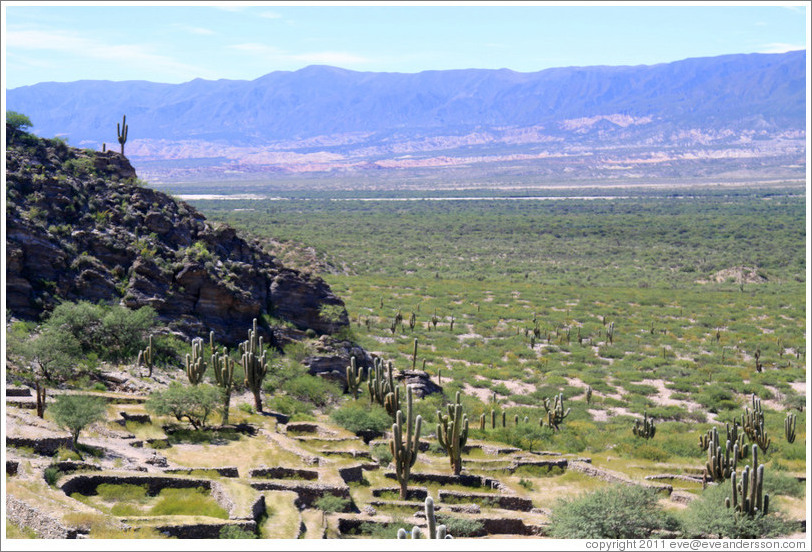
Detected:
left=146, top=382, right=222, bottom=430
left=314, top=495, right=351, bottom=513
left=371, top=443, right=393, bottom=465
left=282, top=374, right=342, bottom=407
left=548, top=484, right=677, bottom=539
left=50, top=394, right=108, bottom=450
left=44, top=465, right=61, bottom=487
left=436, top=514, right=484, bottom=537
left=330, top=402, right=391, bottom=434
left=681, top=484, right=795, bottom=538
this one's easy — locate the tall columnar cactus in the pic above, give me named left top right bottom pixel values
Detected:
left=543, top=393, right=570, bottom=431
left=116, top=114, right=128, bottom=155
left=35, top=381, right=46, bottom=418
left=726, top=445, right=769, bottom=518
left=742, top=395, right=770, bottom=453
left=240, top=318, right=269, bottom=413
left=436, top=391, right=469, bottom=476
left=185, top=337, right=208, bottom=385
left=396, top=496, right=453, bottom=539
left=390, top=385, right=422, bottom=500
left=412, top=338, right=419, bottom=371
left=784, top=413, right=797, bottom=444
left=704, top=426, right=739, bottom=482
left=137, top=335, right=155, bottom=378
left=212, top=347, right=235, bottom=426
left=346, top=356, right=364, bottom=400
left=632, top=411, right=656, bottom=439
left=479, top=413, right=486, bottom=431
left=368, top=358, right=399, bottom=417
left=585, top=385, right=593, bottom=405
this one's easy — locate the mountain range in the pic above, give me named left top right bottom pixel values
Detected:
left=6, top=51, right=806, bottom=183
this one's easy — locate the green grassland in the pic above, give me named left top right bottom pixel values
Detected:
left=188, top=185, right=806, bottom=470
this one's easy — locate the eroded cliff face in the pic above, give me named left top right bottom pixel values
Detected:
left=5, top=127, right=349, bottom=345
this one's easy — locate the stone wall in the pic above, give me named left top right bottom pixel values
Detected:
left=371, top=486, right=428, bottom=500
left=6, top=460, right=19, bottom=475
left=437, top=490, right=534, bottom=512
left=6, top=436, right=72, bottom=456
left=249, top=480, right=350, bottom=509
left=164, top=466, right=240, bottom=478
left=337, top=464, right=364, bottom=484
left=155, top=520, right=256, bottom=539
left=60, top=474, right=213, bottom=497
left=248, top=466, right=319, bottom=480
left=5, top=495, right=79, bottom=539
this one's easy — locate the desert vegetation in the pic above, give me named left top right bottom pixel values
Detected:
left=5, top=153, right=806, bottom=539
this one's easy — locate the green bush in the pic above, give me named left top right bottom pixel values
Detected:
left=96, top=483, right=148, bottom=502
left=436, top=514, right=484, bottom=537
left=371, top=443, right=393, bottom=465
left=548, top=484, right=677, bottom=539
left=314, top=495, right=351, bottom=513
left=146, top=382, right=222, bottom=430
left=282, top=374, right=342, bottom=407
left=50, top=394, right=108, bottom=449
left=330, top=402, right=391, bottom=434
left=681, top=484, right=795, bottom=538
left=44, top=465, right=61, bottom=487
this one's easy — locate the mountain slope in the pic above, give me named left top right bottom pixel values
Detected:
left=7, top=51, right=805, bottom=149
left=5, top=126, right=349, bottom=345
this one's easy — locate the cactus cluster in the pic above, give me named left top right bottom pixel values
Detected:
left=240, top=319, right=269, bottom=413
left=436, top=391, right=469, bottom=476
left=784, top=413, right=796, bottom=444
left=703, top=426, right=739, bottom=482
left=137, top=335, right=155, bottom=378
left=632, top=411, right=656, bottom=440
left=345, top=356, right=364, bottom=400
left=726, top=445, right=769, bottom=518
left=368, top=357, right=400, bottom=417
left=396, top=497, right=453, bottom=539
left=543, top=393, right=570, bottom=431
left=742, top=394, right=770, bottom=453
left=185, top=335, right=208, bottom=385
left=390, top=385, right=422, bottom=500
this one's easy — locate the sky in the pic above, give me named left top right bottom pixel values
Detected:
left=1, top=2, right=808, bottom=89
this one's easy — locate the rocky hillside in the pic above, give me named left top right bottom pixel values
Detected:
left=5, top=126, right=349, bottom=346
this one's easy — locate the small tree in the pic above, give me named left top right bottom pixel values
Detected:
left=50, top=394, right=108, bottom=453
left=146, top=382, right=222, bottom=430
left=6, top=111, right=32, bottom=140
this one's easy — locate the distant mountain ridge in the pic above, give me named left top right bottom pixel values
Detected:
left=8, top=51, right=805, bottom=142
left=6, top=51, right=806, bottom=180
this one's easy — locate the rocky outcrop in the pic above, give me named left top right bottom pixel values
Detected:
left=5, top=129, right=348, bottom=345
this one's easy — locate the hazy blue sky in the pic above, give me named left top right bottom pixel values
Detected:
left=2, top=2, right=808, bottom=89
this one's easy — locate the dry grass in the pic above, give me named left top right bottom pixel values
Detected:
left=160, top=432, right=304, bottom=474
left=259, top=491, right=301, bottom=538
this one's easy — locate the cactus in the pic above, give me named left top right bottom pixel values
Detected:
left=408, top=311, right=416, bottom=331
left=632, top=411, right=656, bottom=439
left=490, top=409, right=496, bottom=429
left=390, top=385, right=422, bottom=500
left=726, top=445, right=769, bottom=518
left=479, top=413, right=485, bottom=430
left=742, top=395, right=771, bottom=453
left=346, top=356, right=364, bottom=400
left=431, top=308, right=439, bottom=329
left=703, top=427, right=739, bottom=482
left=396, top=496, right=453, bottom=539
left=514, top=414, right=519, bottom=426
left=185, top=337, right=207, bottom=385
left=585, top=385, right=593, bottom=405
left=368, top=358, right=400, bottom=417
left=240, top=318, right=269, bottom=413
left=35, top=381, right=46, bottom=418
left=436, top=391, right=469, bottom=476
left=784, top=413, right=796, bottom=444
left=116, top=114, right=128, bottom=155
left=137, top=334, right=154, bottom=378
left=412, top=338, right=419, bottom=371
left=543, top=393, right=570, bottom=431
left=212, top=346, right=235, bottom=425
